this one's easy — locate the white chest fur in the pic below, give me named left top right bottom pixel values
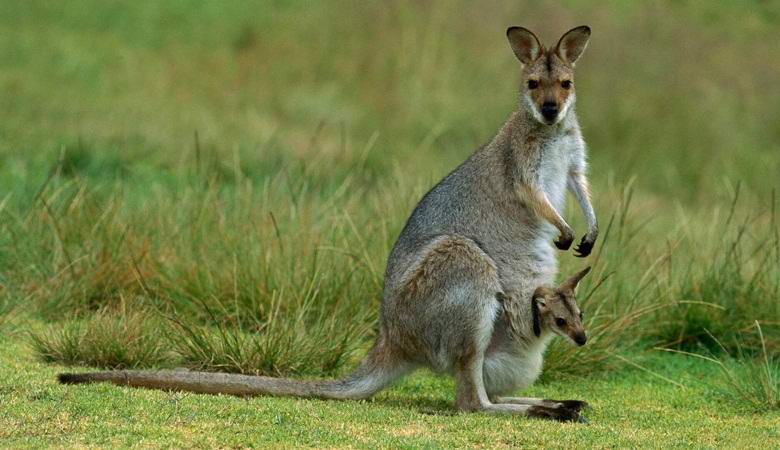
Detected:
left=538, top=134, right=574, bottom=214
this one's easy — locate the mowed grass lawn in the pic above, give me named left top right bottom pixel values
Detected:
left=1, top=332, right=778, bottom=448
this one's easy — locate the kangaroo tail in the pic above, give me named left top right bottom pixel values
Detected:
left=57, top=336, right=408, bottom=400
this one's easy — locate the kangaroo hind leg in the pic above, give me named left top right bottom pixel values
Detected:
left=494, top=396, right=589, bottom=412
left=392, top=235, right=582, bottom=422
left=390, top=235, right=503, bottom=369
left=455, top=362, right=583, bottom=422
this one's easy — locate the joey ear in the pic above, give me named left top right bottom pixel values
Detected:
left=531, top=297, right=541, bottom=337
left=555, top=25, right=591, bottom=65
left=507, top=26, right=543, bottom=64
left=562, top=266, right=591, bottom=292
left=531, top=287, right=549, bottom=338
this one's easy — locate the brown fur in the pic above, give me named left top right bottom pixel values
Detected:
left=504, top=268, right=589, bottom=345
left=399, top=236, right=498, bottom=300
left=507, top=26, right=590, bottom=131
left=524, top=51, right=575, bottom=115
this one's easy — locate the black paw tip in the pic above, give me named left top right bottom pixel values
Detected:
left=554, top=237, right=573, bottom=250
left=559, top=400, right=590, bottom=411
left=528, top=405, right=580, bottom=422
left=573, top=240, right=593, bottom=257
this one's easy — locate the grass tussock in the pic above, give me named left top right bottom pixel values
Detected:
left=546, top=184, right=779, bottom=378
left=718, top=354, right=780, bottom=412
left=30, top=308, right=171, bottom=369
left=168, top=287, right=374, bottom=377
left=16, top=171, right=386, bottom=376
left=651, top=187, right=780, bottom=354
left=668, top=323, right=780, bottom=412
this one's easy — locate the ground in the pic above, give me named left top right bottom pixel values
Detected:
left=2, top=336, right=777, bottom=448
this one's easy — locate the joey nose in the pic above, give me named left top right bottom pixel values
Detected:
left=574, top=333, right=587, bottom=346
left=541, top=102, right=558, bottom=121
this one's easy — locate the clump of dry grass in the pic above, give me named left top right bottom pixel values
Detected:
left=30, top=307, right=171, bottom=369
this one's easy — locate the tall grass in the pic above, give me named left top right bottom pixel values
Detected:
left=547, top=184, right=779, bottom=376
left=9, top=157, right=392, bottom=375
left=15, top=159, right=779, bottom=379
left=650, top=187, right=780, bottom=354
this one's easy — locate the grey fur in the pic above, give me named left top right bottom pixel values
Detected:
left=58, top=26, right=597, bottom=422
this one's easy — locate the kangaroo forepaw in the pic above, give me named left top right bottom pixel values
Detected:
left=573, top=236, right=594, bottom=257
left=528, top=405, right=581, bottom=422
left=554, top=234, right=574, bottom=250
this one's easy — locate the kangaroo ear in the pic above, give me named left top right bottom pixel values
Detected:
left=562, top=266, right=591, bottom=292
left=555, top=25, right=591, bottom=65
left=507, top=27, right=543, bottom=64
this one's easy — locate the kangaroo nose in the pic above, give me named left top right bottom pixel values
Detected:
left=574, top=333, right=587, bottom=346
left=541, top=102, right=558, bottom=121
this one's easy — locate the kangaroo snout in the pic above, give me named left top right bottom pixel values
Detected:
left=573, top=332, right=587, bottom=346
left=541, top=102, right=558, bottom=122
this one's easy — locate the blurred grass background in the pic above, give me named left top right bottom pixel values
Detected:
left=0, top=0, right=779, bottom=403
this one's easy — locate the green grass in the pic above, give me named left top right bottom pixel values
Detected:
left=666, top=323, right=780, bottom=412
left=2, top=335, right=778, bottom=448
left=30, top=308, right=172, bottom=370
left=1, top=0, right=780, bottom=446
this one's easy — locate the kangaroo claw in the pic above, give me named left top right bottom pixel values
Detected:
left=573, top=236, right=594, bottom=257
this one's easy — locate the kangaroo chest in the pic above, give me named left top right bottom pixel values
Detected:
left=535, top=135, right=572, bottom=213
left=486, top=132, right=576, bottom=293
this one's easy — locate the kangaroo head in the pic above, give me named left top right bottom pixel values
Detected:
left=506, top=26, right=591, bottom=126
left=531, top=266, right=591, bottom=346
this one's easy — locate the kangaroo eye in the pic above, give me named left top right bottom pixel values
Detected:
left=579, top=311, right=583, bottom=320
left=561, top=80, right=572, bottom=89
left=527, top=80, right=539, bottom=89
left=555, top=318, right=566, bottom=327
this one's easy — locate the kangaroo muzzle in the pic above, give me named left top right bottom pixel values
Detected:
left=541, top=102, right=558, bottom=122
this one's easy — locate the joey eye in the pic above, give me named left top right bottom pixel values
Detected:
left=527, top=80, right=539, bottom=89
left=561, top=80, right=572, bottom=89
left=555, top=318, right=566, bottom=327
left=579, top=311, right=583, bottom=320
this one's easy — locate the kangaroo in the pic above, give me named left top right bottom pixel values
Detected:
left=59, top=268, right=592, bottom=421
left=58, top=26, right=598, bottom=422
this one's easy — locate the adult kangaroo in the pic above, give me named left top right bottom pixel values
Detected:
left=59, top=26, right=598, bottom=422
